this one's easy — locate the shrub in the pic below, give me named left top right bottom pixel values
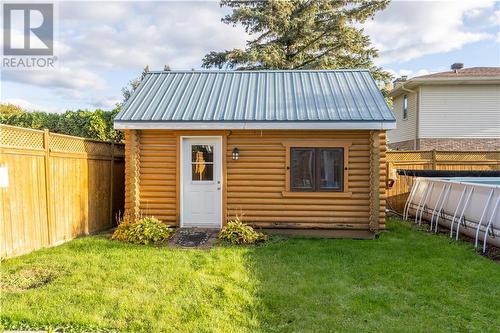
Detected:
left=112, top=216, right=173, bottom=245
left=0, top=103, right=124, bottom=142
left=218, top=216, right=267, bottom=245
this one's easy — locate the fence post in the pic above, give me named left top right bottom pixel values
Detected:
left=432, top=149, right=437, bottom=170
left=109, top=142, right=115, bottom=227
left=43, top=129, right=53, bottom=245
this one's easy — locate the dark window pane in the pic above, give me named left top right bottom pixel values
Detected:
left=319, top=149, right=343, bottom=191
left=192, top=163, right=213, bottom=181
left=403, top=95, right=408, bottom=119
left=191, top=145, right=213, bottom=163
left=291, top=149, right=314, bottom=190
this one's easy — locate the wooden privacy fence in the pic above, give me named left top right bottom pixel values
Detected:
left=0, top=124, right=125, bottom=258
left=386, top=150, right=500, bottom=212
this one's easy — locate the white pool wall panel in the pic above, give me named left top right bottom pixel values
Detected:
left=406, top=178, right=500, bottom=248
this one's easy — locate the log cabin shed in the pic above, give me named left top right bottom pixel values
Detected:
left=114, top=70, right=396, bottom=238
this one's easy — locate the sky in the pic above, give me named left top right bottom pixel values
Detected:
left=1, top=0, right=499, bottom=113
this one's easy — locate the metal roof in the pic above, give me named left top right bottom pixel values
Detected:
left=114, top=70, right=395, bottom=130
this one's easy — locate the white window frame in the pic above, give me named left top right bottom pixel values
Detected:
left=403, top=94, right=408, bottom=120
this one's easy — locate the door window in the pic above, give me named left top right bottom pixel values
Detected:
left=191, top=145, right=214, bottom=181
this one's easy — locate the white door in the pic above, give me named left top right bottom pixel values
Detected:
left=181, top=137, right=222, bottom=228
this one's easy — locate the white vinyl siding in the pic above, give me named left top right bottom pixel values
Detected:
left=419, top=85, right=500, bottom=138
left=387, top=92, right=417, bottom=144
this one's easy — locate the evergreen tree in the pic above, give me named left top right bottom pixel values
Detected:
left=202, top=0, right=391, bottom=82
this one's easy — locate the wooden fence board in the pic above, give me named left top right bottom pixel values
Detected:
left=386, top=150, right=500, bottom=212
left=0, top=124, right=124, bottom=258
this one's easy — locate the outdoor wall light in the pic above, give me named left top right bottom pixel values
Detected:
left=232, top=147, right=239, bottom=160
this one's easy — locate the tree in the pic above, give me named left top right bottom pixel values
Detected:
left=121, top=64, right=172, bottom=104
left=121, top=65, right=150, bottom=103
left=0, top=104, right=123, bottom=142
left=0, top=103, right=23, bottom=115
left=202, top=0, right=391, bottom=82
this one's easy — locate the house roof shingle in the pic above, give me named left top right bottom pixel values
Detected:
left=389, top=67, right=500, bottom=97
left=413, top=67, right=500, bottom=79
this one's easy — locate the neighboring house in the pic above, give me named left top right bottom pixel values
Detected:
left=114, top=70, right=396, bottom=238
left=387, top=66, right=500, bottom=151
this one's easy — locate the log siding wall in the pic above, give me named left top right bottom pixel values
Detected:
left=123, top=129, right=387, bottom=234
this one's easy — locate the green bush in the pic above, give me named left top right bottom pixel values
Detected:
left=0, top=103, right=123, bottom=142
left=218, top=216, right=267, bottom=245
left=112, top=216, right=173, bottom=245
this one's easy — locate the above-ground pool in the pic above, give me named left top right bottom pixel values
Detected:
left=441, top=177, right=500, bottom=186
left=404, top=177, right=500, bottom=251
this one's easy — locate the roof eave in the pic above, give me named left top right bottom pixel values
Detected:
left=114, top=120, right=397, bottom=130
left=389, top=76, right=500, bottom=97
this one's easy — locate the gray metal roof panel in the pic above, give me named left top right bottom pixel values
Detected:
left=114, top=70, right=395, bottom=123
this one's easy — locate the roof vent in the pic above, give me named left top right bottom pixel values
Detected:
left=451, top=63, right=464, bottom=72
left=393, top=76, right=408, bottom=84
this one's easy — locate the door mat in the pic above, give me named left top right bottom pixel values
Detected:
left=170, top=229, right=218, bottom=248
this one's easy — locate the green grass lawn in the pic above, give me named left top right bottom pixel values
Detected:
left=1, top=218, right=499, bottom=333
